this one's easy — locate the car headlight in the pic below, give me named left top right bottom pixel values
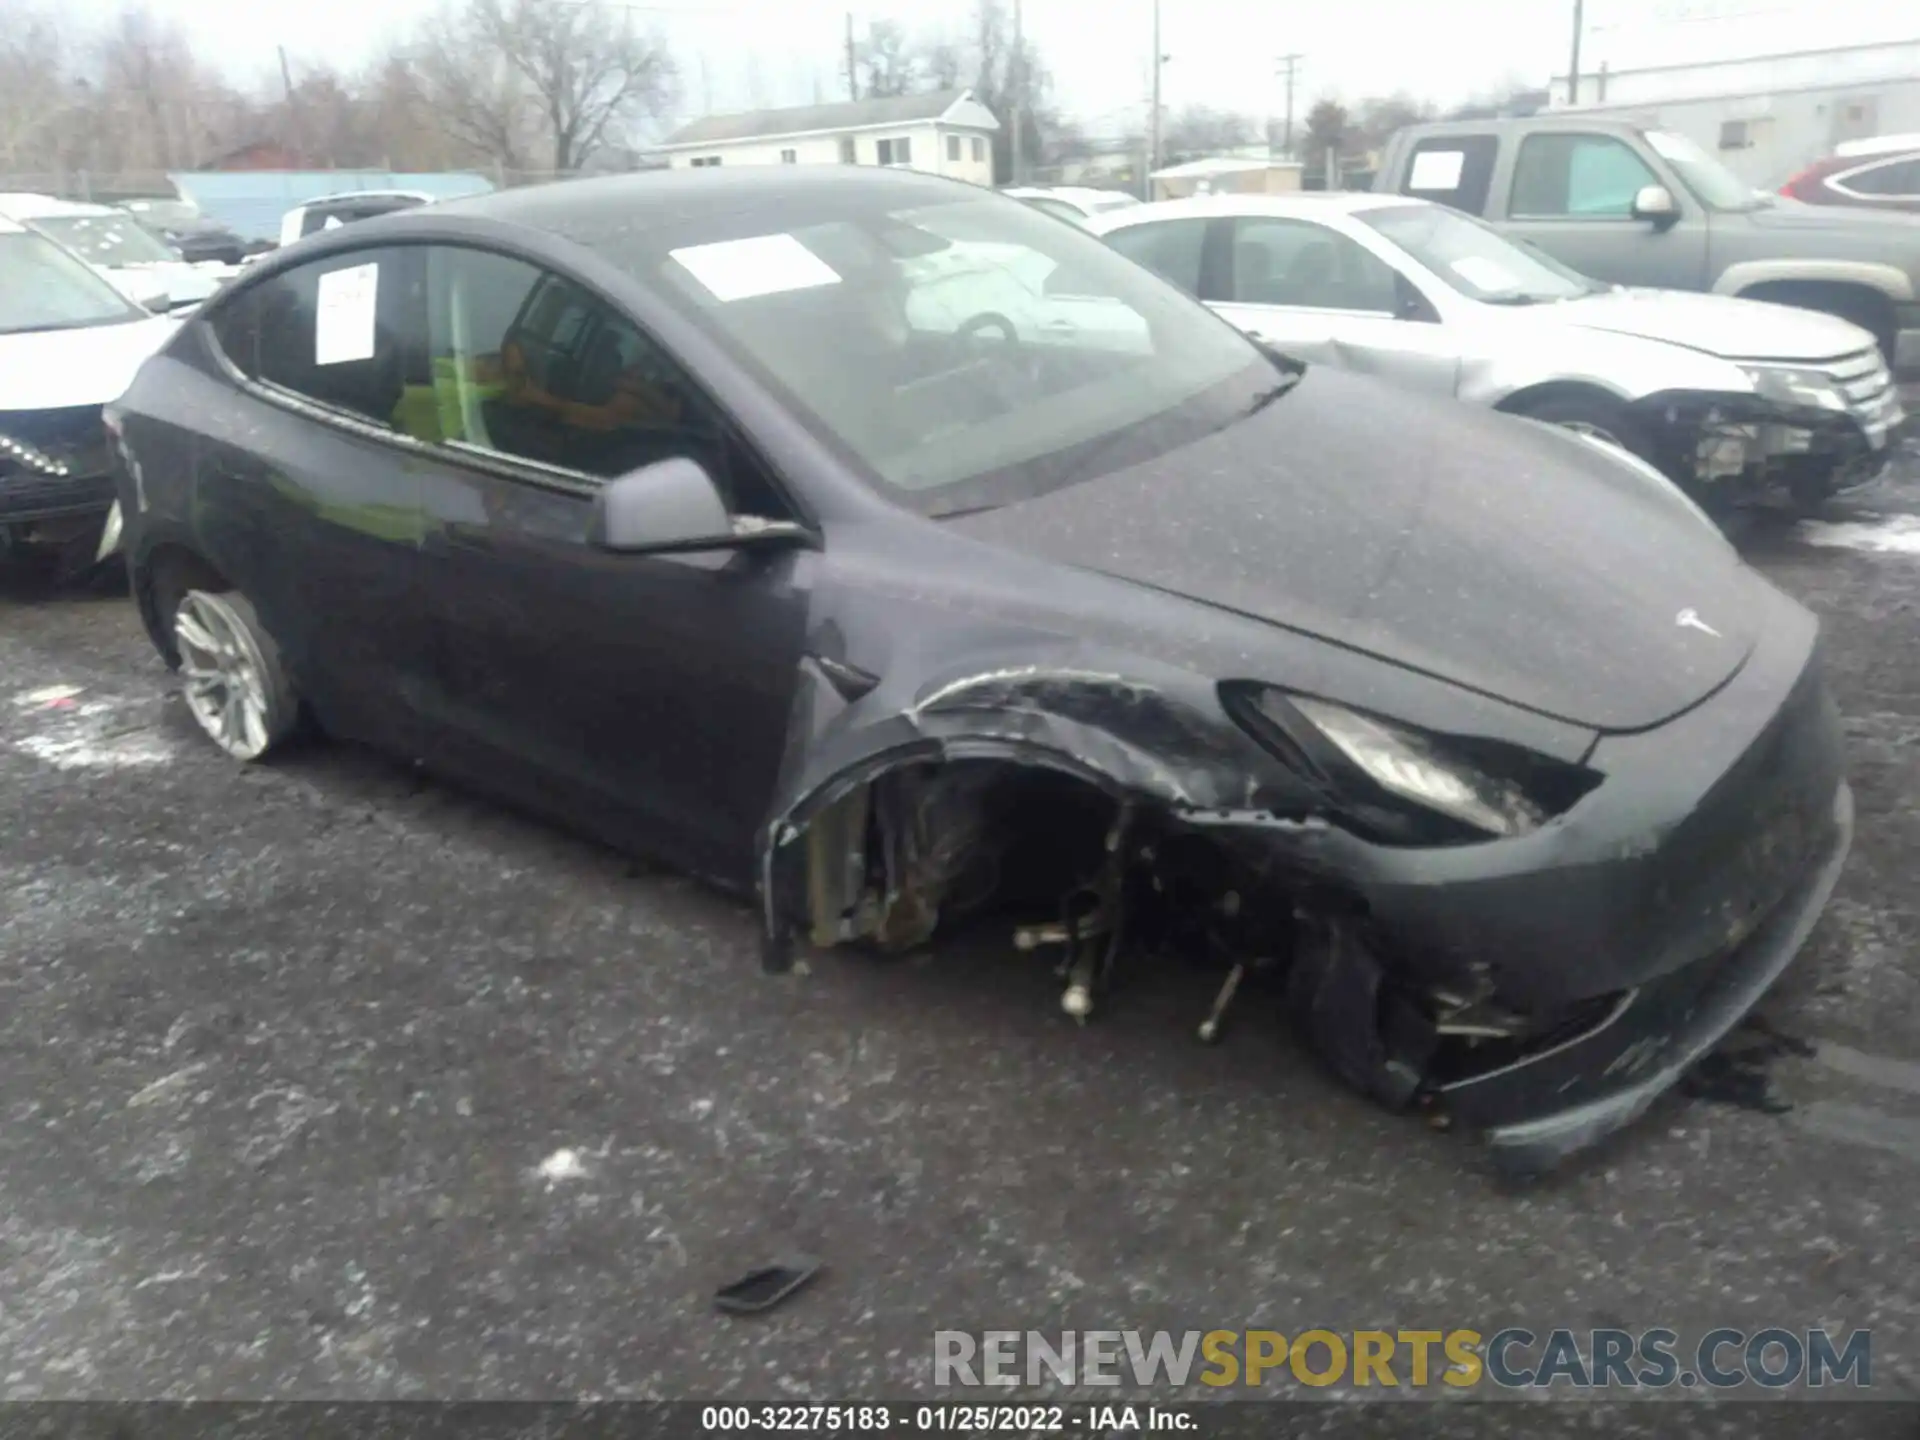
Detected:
left=1739, top=365, right=1847, bottom=413
left=0, top=430, right=71, bottom=477
left=1228, top=688, right=1597, bottom=840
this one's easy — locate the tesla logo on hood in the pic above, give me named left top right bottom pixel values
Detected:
left=1676, top=608, right=1722, bottom=638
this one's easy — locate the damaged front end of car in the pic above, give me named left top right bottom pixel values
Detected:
left=751, top=633, right=1851, bottom=1175
left=1631, top=352, right=1905, bottom=508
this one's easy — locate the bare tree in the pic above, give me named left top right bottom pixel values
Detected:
left=414, top=0, right=676, bottom=174
left=1159, top=105, right=1258, bottom=164
left=856, top=19, right=919, bottom=100
left=0, top=13, right=73, bottom=171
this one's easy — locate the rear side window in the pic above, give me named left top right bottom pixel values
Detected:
left=1511, top=134, right=1659, bottom=217
left=1103, top=219, right=1209, bottom=297
left=212, top=248, right=423, bottom=427
left=1226, top=217, right=1399, bottom=313
left=1401, top=135, right=1498, bottom=215
left=1842, top=156, right=1920, bottom=197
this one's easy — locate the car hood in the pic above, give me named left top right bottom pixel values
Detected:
left=1550, top=287, right=1873, bottom=363
left=946, top=367, right=1760, bottom=732
left=0, top=315, right=177, bottom=411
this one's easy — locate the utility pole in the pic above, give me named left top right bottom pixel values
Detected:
left=1147, top=0, right=1162, bottom=182
left=1274, top=53, right=1303, bottom=159
left=1010, top=0, right=1025, bottom=184
left=1567, top=0, right=1584, bottom=104
left=845, top=12, right=859, bottom=102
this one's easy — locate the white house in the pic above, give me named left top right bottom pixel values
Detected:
left=655, top=90, right=1000, bottom=185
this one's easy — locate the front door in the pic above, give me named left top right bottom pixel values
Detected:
left=1497, top=130, right=1712, bottom=290
left=1208, top=214, right=1462, bottom=397
left=403, top=245, right=811, bottom=883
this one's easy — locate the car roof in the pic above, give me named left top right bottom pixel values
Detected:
left=1833, top=133, right=1920, bottom=159
left=0, top=191, right=115, bottom=220
left=1086, top=191, right=1415, bottom=230
left=419, top=165, right=990, bottom=246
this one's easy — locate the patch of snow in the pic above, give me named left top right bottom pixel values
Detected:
left=11, top=685, right=84, bottom=708
left=1797, top=515, right=1920, bottom=556
left=537, top=1147, right=588, bottom=1182
left=13, top=731, right=176, bottom=770
left=126, top=1062, right=210, bottom=1109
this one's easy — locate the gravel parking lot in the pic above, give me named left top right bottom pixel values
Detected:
left=3, top=447, right=1919, bottom=1406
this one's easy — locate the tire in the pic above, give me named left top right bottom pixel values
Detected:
left=1511, top=393, right=1649, bottom=458
left=171, top=589, right=300, bottom=762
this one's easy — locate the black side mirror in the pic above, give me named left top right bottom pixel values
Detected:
left=589, top=457, right=810, bottom=555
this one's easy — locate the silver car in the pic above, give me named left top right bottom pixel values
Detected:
left=1087, top=193, right=1903, bottom=510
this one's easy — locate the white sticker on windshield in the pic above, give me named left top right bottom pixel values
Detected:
left=1408, top=149, right=1465, bottom=191
left=314, top=261, right=378, bottom=366
left=669, top=234, right=842, bottom=302
left=1449, top=255, right=1522, bottom=292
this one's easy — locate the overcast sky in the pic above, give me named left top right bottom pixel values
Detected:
left=58, top=0, right=1912, bottom=140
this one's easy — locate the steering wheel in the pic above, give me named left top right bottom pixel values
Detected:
left=956, top=312, right=1019, bottom=347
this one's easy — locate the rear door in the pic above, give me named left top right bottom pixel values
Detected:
left=1496, top=130, right=1711, bottom=288
left=1209, top=214, right=1461, bottom=396
left=198, top=245, right=430, bottom=750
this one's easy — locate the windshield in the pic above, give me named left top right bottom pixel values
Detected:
left=0, top=230, right=145, bottom=333
left=121, top=200, right=205, bottom=231
left=614, top=188, right=1270, bottom=516
left=1363, top=203, right=1606, bottom=304
left=1643, top=130, right=1768, bottom=212
left=33, top=213, right=180, bottom=266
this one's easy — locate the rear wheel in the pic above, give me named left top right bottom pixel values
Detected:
left=172, top=589, right=299, bottom=761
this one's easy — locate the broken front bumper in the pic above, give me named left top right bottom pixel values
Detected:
left=1458, top=782, right=1851, bottom=1172
left=1264, top=595, right=1849, bottom=1170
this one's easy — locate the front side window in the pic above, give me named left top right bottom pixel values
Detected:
left=0, top=230, right=147, bottom=334
left=601, top=192, right=1264, bottom=516
left=1363, top=203, right=1601, bottom=304
left=225, top=246, right=422, bottom=426
left=418, top=246, right=781, bottom=512
left=1227, top=216, right=1399, bottom=313
left=1102, top=218, right=1209, bottom=296
left=1511, top=133, right=1659, bottom=217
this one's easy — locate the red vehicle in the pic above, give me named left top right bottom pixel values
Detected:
left=1780, top=136, right=1920, bottom=214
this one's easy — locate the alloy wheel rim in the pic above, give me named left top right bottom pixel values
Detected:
left=174, top=594, right=273, bottom=759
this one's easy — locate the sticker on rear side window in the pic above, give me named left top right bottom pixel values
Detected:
left=669, top=234, right=842, bottom=302
left=314, top=261, right=378, bottom=365
left=1409, top=149, right=1465, bottom=190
